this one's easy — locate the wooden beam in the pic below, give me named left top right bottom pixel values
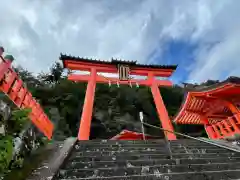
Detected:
left=68, top=74, right=173, bottom=87
left=65, top=61, right=175, bottom=77
left=208, top=115, right=229, bottom=119
left=185, top=109, right=229, bottom=119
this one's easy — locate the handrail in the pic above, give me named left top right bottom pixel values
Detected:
left=142, top=122, right=240, bottom=153
left=0, top=59, right=54, bottom=139
left=143, top=122, right=205, bottom=141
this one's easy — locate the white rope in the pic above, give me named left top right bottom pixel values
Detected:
left=142, top=122, right=240, bottom=152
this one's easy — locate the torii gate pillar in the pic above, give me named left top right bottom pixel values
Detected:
left=149, top=73, right=176, bottom=140
left=151, top=84, right=176, bottom=140
left=78, top=68, right=96, bottom=140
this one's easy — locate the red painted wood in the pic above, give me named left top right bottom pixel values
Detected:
left=0, top=70, right=17, bottom=93
left=23, top=92, right=31, bottom=107
left=64, top=60, right=175, bottom=77
left=9, top=79, right=23, bottom=100
left=68, top=74, right=173, bottom=86
left=212, top=125, right=222, bottom=139
left=0, top=59, right=53, bottom=139
left=228, top=117, right=240, bottom=133
left=150, top=83, right=176, bottom=140
left=205, top=125, right=216, bottom=139
left=174, top=80, right=240, bottom=139
left=222, top=120, right=232, bottom=136
left=217, top=122, right=228, bottom=136
left=0, top=61, right=11, bottom=80
left=15, top=87, right=27, bottom=107
left=78, top=68, right=97, bottom=140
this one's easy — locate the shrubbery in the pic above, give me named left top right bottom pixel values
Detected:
left=0, top=108, right=30, bottom=175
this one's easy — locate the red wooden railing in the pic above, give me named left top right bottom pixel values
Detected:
left=206, top=114, right=240, bottom=139
left=0, top=56, right=53, bottom=139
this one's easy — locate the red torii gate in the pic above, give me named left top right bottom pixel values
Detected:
left=174, top=77, right=240, bottom=139
left=0, top=51, right=53, bottom=139
left=60, top=54, right=177, bottom=140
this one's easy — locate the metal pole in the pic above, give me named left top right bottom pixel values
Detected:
left=139, top=112, right=146, bottom=141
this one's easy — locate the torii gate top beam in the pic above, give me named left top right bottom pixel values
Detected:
left=60, top=54, right=177, bottom=77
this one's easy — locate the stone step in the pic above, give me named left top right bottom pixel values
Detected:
left=77, top=140, right=209, bottom=144
left=74, top=150, right=168, bottom=156
left=68, top=152, right=240, bottom=162
left=78, top=140, right=166, bottom=144
left=170, top=148, right=232, bottom=154
left=73, top=148, right=231, bottom=156
left=58, top=169, right=240, bottom=180
left=76, top=144, right=167, bottom=148
left=77, top=139, right=205, bottom=143
left=54, top=139, right=240, bottom=180
left=76, top=139, right=208, bottom=144
left=75, top=143, right=225, bottom=150
left=59, top=162, right=240, bottom=179
left=75, top=143, right=220, bottom=149
left=64, top=157, right=240, bottom=169
left=75, top=146, right=167, bottom=152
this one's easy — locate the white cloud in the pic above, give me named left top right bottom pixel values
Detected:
left=156, top=0, right=240, bottom=82
left=188, top=30, right=240, bottom=82
left=0, top=0, right=240, bottom=83
left=186, top=1, right=240, bottom=82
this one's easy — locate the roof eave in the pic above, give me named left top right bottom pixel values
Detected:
left=59, top=53, right=178, bottom=70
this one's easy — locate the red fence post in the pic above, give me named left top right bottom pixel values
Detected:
left=217, top=122, right=228, bottom=136
left=228, top=117, right=240, bottom=133
left=205, top=125, right=216, bottom=139
left=212, top=124, right=222, bottom=139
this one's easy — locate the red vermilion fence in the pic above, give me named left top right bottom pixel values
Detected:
left=206, top=114, right=240, bottom=139
left=0, top=56, right=53, bottom=139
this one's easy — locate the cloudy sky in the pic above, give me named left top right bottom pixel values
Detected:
left=1, top=0, right=240, bottom=84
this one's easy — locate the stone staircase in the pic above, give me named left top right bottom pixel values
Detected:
left=54, top=139, right=240, bottom=180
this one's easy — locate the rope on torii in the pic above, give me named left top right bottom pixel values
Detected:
left=97, top=72, right=139, bottom=88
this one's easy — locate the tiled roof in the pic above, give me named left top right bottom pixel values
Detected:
left=60, top=54, right=177, bottom=70
left=111, top=58, right=137, bottom=66
left=186, top=76, right=240, bottom=92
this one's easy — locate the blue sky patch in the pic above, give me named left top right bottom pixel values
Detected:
left=149, top=39, right=198, bottom=84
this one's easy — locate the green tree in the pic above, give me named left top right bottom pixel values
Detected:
left=0, top=108, right=31, bottom=174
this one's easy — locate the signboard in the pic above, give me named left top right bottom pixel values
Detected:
left=118, top=65, right=130, bottom=80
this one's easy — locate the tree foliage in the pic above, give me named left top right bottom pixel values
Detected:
left=0, top=108, right=31, bottom=174
left=0, top=135, right=13, bottom=173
